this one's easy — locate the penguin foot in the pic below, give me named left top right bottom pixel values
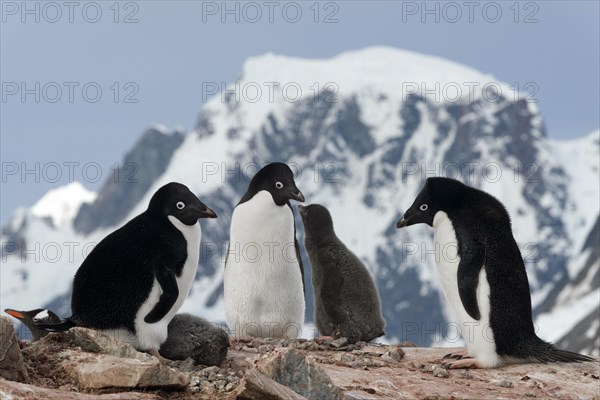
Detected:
left=147, top=349, right=174, bottom=365
left=443, top=349, right=469, bottom=360
left=442, top=357, right=480, bottom=369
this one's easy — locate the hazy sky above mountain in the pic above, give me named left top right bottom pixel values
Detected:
left=1, top=1, right=599, bottom=222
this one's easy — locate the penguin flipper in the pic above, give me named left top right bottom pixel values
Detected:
left=457, top=243, right=485, bottom=320
left=35, top=317, right=77, bottom=332
left=144, top=266, right=179, bottom=324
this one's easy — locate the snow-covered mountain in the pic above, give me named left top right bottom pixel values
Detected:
left=2, top=47, right=598, bottom=354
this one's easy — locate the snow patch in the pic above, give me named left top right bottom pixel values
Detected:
left=30, top=182, right=96, bottom=228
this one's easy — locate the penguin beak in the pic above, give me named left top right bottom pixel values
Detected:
left=5, top=309, right=25, bottom=320
left=396, top=217, right=408, bottom=229
left=199, top=206, right=217, bottom=219
left=291, top=190, right=305, bottom=202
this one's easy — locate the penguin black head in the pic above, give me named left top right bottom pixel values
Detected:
left=5, top=308, right=61, bottom=340
left=148, top=182, right=217, bottom=225
left=298, top=204, right=334, bottom=236
left=396, top=177, right=467, bottom=228
left=242, top=162, right=305, bottom=206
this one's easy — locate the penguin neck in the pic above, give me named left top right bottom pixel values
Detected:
left=233, top=191, right=291, bottom=226
left=432, top=210, right=450, bottom=230
left=167, top=216, right=202, bottom=244
left=230, top=191, right=295, bottom=251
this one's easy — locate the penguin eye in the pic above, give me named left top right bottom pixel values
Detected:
left=420, top=204, right=429, bottom=211
left=275, top=181, right=284, bottom=189
left=176, top=201, right=185, bottom=210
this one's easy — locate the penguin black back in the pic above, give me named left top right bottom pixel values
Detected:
left=44, top=182, right=216, bottom=339
left=71, top=211, right=187, bottom=332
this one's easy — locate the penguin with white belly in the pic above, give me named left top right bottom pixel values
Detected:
left=36, top=182, right=217, bottom=360
left=224, top=162, right=306, bottom=339
left=396, top=177, right=594, bottom=368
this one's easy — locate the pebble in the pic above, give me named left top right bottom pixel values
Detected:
left=200, top=381, right=216, bottom=395
left=433, top=366, right=449, bottom=378
left=330, top=337, right=349, bottom=348
left=177, top=358, right=195, bottom=372
left=225, top=382, right=236, bottom=392
left=189, top=376, right=201, bottom=387
left=202, top=366, right=220, bottom=377
left=296, top=342, right=310, bottom=350
left=458, top=370, right=472, bottom=380
left=258, top=344, right=275, bottom=353
left=242, top=346, right=259, bottom=353
left=362, top=345, right=386, bottom=355
left=492, top=380, right=513, bottom=388
left=214, top=380, right=227, bottom=390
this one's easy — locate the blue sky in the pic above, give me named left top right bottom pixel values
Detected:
left=1, top=1, right=599, bottom=222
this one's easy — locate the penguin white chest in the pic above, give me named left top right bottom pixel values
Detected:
left=131, top=217, right=201, bottom=351
left=224, top=191, right=305, bottom=338
left=432, top=211, right=499, bottom=367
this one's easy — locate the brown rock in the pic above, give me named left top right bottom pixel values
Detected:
left=0, top=316, right=28, bottom=382
left=330, top=337, right=348, bottom=348
left=236, top=369, right=308, bottom=400
left=61, top=349, right=189, bottom=390
left=259, top=349, right=346, bottom=400
left=0, top=377, right=160, bottom=399
left=62, top=327, right=150, bottom=360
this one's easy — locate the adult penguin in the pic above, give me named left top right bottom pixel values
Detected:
left=37, top=182, right=216, bottom=360
left=396, top=177, right=594, bottom=368
left=224, top=162, right=305, bottom=339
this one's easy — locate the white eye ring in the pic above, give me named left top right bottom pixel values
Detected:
left=420, top=204, right=428, bottom=211
left=275, top=181, right=284, bottom=189
left=176, top=201, right=185, bottom=210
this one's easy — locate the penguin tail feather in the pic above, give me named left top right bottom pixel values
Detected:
left=35, top=318, right=76, bottom=332
left=531, top=340, right=595, bottom=363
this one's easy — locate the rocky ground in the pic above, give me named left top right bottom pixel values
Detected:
left=1, top=317, right=598, bottom=400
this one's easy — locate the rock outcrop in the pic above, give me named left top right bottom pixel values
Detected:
left=20, top=327, right=189, bottom=391
left=1, top=322, right=598, bottom=400
left=0, top=317, right=28, bottom=382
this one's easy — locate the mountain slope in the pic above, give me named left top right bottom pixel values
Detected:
left=2, top=47, right=598, bottom=354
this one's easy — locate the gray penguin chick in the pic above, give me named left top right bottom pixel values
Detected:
left=299, top=204, right=385, bottom=344
left=159, top=313, right=229, bottom=366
